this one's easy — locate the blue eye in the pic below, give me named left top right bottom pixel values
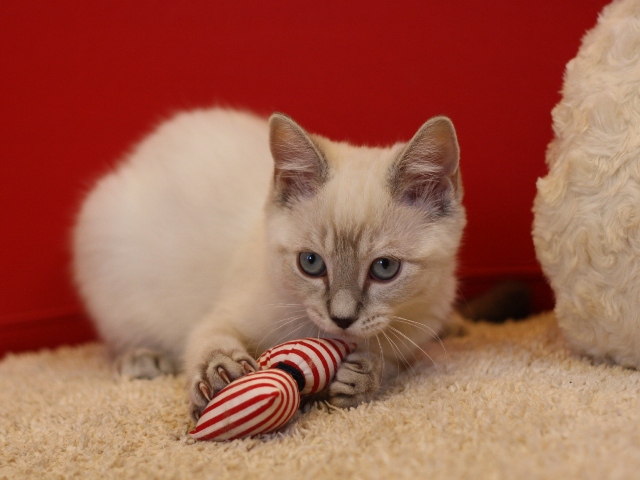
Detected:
left=298, top=252, right=327, bottom=277
left=370, top=257, right=401, bottom=281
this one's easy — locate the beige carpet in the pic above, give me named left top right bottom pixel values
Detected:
left=2, top=312, right=640, bottom=479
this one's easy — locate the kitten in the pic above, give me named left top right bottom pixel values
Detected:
left=73, top=108, right=466, bottom=419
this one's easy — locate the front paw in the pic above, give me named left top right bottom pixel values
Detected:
left=326, top=351, right=381, bottom=409
left=188, top=350, right=258, bottom=421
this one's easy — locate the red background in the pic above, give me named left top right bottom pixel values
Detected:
left=0, top=1, right=608, bottom=356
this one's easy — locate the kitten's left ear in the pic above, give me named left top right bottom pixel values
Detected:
left=390, top=116, right=462, bottom=211
left=269, top=113, right=327, bottom=204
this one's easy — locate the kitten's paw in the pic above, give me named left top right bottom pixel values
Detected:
left=188, top=350, right=258, bottom=420
left=326, top=351, right=382, bottom=409
left=116, top=348, right=176, bottom=379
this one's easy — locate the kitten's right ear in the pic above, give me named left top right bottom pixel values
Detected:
left=269, top=113, right=327, bottom=204
left=390, top=116, right=462, bottom=213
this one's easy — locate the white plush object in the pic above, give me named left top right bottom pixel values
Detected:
left=533, top=0, right=640, bottom=368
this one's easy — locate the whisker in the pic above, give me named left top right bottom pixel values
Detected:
left=380, top=332, right=399, bottom=380
left=389, top=316, right=450, bottom=366
left=262, top=309, right=307, bottom=318
left=262, top=306, right=307, bottom=312
left=252, top=314, right=308, bottom=356
left=375, top=334, right=385, bottom=377
left=259, top=303, right=304, bottom=308
left=387, top=328, right=419, bottom=375
left=381, top=331, right=406, bottom=381
left=382, top=329, right=417, bottom=376
left=271, top=320, right=312, bottom=346
left=252, top=314, right=307, bottom=335
left=268, top=312, right=307, bottom=324
left=389, top=316, right=442, bottom=340
left=388, top=326, right=442, bottom=375
left=249, top=312, right=309, bottom=348
left=455, top=286, right=472, bottom=314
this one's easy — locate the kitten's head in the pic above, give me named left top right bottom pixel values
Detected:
left=265, top=113, right=466, bottom=340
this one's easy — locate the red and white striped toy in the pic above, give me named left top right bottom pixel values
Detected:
left=189, top=338, right=356, bottom=441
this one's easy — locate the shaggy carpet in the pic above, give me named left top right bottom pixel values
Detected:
left=2, top=312, right=640, bottom=479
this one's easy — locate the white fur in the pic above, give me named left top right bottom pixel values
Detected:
left=533, top=0, right=640, bottom=368
left=73, top=108, right=465, bottom=414
left=74, top=110, right=274, bottom=358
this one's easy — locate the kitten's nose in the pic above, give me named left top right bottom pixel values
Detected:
left=331, top=316, right=356, bottom=330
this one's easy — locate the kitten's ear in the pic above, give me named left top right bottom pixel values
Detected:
left=390, top=116, right=462, bottom=212
left=269, top=113, right=327, bottom=203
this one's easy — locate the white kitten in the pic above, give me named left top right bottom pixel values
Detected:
left=73, top=108, right=466, bottom=419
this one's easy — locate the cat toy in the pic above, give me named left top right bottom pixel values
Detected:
left=189, top=337, right=356, bottom=441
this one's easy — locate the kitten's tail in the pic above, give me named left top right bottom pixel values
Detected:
left=456, top=280, right=532, bottom=322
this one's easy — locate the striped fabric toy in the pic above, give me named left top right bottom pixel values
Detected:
left=189, top=338, right=356, bottom=441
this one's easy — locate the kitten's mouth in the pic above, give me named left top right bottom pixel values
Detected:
left=307, top=308, right=386, bottom=340
left=354, top=315, right=388, bottom=338
left=306, top=308, right=354, bottom=339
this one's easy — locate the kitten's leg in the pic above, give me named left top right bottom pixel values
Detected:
left=305, top=350, right=382, bottom=409
left=184, top=324, right=258, bottom=420
left=115, top=348, right=177, bottom=379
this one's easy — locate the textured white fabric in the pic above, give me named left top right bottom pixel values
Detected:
left=3, top=312, right=640, bottom=479
left=533, top=0, right=640, bottom=367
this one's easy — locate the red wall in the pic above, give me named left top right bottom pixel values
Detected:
left=0, top=1, right=608, bottom=356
